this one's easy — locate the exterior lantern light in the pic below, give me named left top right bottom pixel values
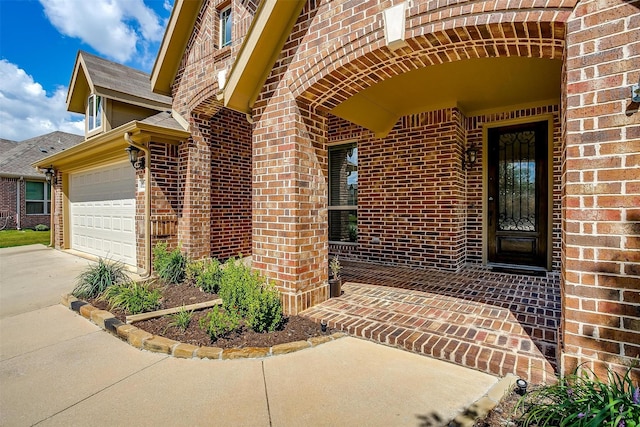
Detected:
left=516, top=378, right=528, bottom=395
left=463, top=144, right=478, bottom=170
left=43, top=167, right=56, bottom=185
left=125, top=145, right=145, bottom=170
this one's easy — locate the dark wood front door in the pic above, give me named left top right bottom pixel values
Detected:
left=487, top=121, right=548, bottom=269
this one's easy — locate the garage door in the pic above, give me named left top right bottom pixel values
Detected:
left=69, top=162, right=136, bottom=266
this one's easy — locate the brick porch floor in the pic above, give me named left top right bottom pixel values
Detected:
left=301, top=261, right=561, bottom=384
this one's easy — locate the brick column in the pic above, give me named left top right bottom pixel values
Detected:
left=177, top=114, right=212, bottom=260
left=252, top=92, right=329, bottom=315
left=562, top=0, right=640, bottom=381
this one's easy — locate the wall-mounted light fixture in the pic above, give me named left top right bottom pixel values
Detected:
left=125, top=145, right=145, bottom=170
left=632, top=82, right=640, bottom=103
left=463, top=144, right=478, bottom=170
left=43, top=167, right=56, bottom=185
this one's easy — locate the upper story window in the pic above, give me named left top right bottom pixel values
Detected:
left=220, top=6, right=232, bottom=48
left=88, top=94, right=102, bottom=132
left=26, top=181, right=50, bottom=215
left=329, top=143, right=358, bottom=243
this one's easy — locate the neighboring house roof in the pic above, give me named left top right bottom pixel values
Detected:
left=67, top=50, right=172, bottom=114
left=0, top=131, right=83, bottom=179
left=0, top=138, right=18, bottom=153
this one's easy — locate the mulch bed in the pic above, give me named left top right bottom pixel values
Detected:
left=474, top=389, right=524, bottom=426
left=87, top=281, right=333, bottom=349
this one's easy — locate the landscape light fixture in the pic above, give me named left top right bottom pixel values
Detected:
left=125, top=145, right=145, bottom=170
left=463, top=144, right=478, bottom=170
left=43, top=167, right=56, bottom=185
left=515, top=378, right=528, bottom=395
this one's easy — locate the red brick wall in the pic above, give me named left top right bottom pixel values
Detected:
left=328, top=104, right=563, bottom=273
left=209, top=108, right=252, bottom=260
left=0, top=177, right=51, bottom=230
left=0, top=178, right=18, bottom=229
left=562, top=0, right=640, bottom=382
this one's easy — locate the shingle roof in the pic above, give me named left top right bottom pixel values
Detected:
left=139, top=111, right=187, bottom=131
left=0, top=131, right=84, bottom=179
left=79, top=51, right=172, bottom=106
left=0, top=138, right=18, bottom=153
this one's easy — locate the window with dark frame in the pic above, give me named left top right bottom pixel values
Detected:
left=329, top=143, right=358, bottom=243
left=26, top=181, right=50, bottom=215
left=220, top=6, right=232, bottom=48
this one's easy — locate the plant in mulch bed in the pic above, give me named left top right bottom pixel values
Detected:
left=167, top=305, right=194, bottom=332
left=199, top=306, right=240, bottom=340
left=246, top=281, right=283, bottom=333
left=100, top=281, right=162, bottom=315
left=152, top=242, right=187, bottom=284
left=516, top=364, right=640, bottom=427
left=186, top=257, right=222, bottom=293
left=72, top=258, right=128, bottom=299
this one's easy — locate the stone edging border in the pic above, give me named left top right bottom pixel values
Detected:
left=61, top=294, right=346, bottom=360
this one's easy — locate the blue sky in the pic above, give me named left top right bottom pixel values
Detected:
left=0, top=0, right=173, bottom=142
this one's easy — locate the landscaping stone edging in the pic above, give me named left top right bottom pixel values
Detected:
left=61, top=294, right=346, bottom=360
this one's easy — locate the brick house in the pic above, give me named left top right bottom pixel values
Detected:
left=36, top=0, right=638, bottom=382
left=0, top=131, right=83, bottom=230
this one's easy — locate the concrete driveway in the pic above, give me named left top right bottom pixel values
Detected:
left=0, top=245, right=505, bottom=426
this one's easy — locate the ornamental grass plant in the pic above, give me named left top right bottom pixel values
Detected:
left=517, top=364, right=640, bottom=427
left=72, top=258, right=127, bottom=299
left=101, top=281, right=162, bottom=315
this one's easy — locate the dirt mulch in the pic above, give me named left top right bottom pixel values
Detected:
left=474, top=388, right=524, bottom=426
left=87, top=281, right=333, bottom=349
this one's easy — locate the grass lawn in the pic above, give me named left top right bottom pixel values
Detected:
left=0, top=229, right=51, bottom=248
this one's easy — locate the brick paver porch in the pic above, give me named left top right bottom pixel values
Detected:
left=301, top=261, right=560, bottom=384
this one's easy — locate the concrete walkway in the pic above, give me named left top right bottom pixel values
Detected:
left=1, top=245, right=504, bottom=426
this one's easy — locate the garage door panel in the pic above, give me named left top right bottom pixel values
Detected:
left=70, top=162, right=136, bottom=266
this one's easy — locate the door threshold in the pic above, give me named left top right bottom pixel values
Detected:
left=487, top=263, right=548, bottom=276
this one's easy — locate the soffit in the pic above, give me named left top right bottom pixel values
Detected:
left=331, top=57, right=562, bottom=137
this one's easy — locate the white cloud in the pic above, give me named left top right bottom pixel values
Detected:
left=39, top=0, right=164, bottom=65
left=0, top=60, right=84, bottom=142
left=163, top=0, right=172, bottom=12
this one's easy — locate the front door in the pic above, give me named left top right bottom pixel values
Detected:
left=487, top=121, right=548, bottom=269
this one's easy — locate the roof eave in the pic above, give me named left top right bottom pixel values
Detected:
left=151, top=0, right=204, bottom=96
left=222, top=0, right=306, bottom=114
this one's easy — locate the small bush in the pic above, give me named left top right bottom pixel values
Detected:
left=101, top=281, right=161, bottom=314
left=218, top=257, right=262, bottom=316
left=517, top=364, right=640, bottom=427
left=167, top=305, right=193, bottom=332
left=186, top=258, right=222, bottom=293
left=152, top=242, right=187, bottom=284
left=72, top=258, right=127, bottom=299
left=199, top=306, right=240, bottom=341
left=246, top=281, right=283, bottom=333
left=34, top=224, right=49, bottom=231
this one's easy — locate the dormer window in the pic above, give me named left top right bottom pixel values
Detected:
left=220, top=6, right=232, bottom=48
left=88, top=94, right=102, bottom=131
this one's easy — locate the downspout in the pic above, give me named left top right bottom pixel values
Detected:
left=124, top=132, right=152, bottom=277
left=16, top=177, right=22, bottom=230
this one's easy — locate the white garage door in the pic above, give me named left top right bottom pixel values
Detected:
left=70, top=162, right=136, bottom=266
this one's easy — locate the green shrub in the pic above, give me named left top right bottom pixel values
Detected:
left=167, top=305, right=193, bottom=332
left=246, top=281, right=283, bottom=333
left=199, top=306, right=240, bottom=341
left=72, top=258, right=127, bottom=299
left=218, top=257, right=262, bottom=316
left=101, top=281, right=161, bottom=314
left=34, top=224, right=49, bottom=231
left=152, top=242, right=187, bottom=284
left=517, top=365, right=640, bottom=427
left=186, top=258, right=222, bottom=293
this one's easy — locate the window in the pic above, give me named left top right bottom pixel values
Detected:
left=220, top=6, right=232, bottom=47
left=88, top=94, right=102, bottom=131
left=26, top=181, right=50, bottom=215
left=329, top=143, right=357, bottom=242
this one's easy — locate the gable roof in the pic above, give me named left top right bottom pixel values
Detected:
left=0, top=131, right=84, bottom=179
left=67, top=51, right=172, bottom=114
